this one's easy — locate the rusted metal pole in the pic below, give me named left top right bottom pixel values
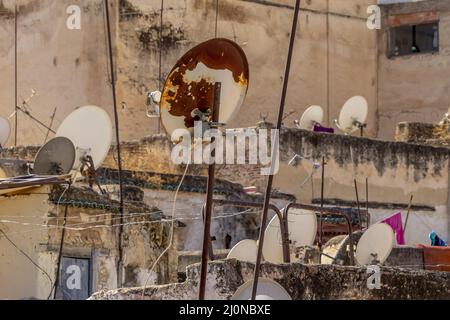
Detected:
left=365, top=177, right=369, bottom=229
left=319, top=156, right=325, bottom=249
left=199, top=83, right=221, bottom=300
left=158, top=0, right=164, bottom=134
left=14, top=3, right=18, bottom=147
left=104, top=0, right=125, bottom=288
left=404, top=194, right=413, bottom=232
left=251, top=0, right=301, bottom=300
left=354, top=179, right=362, bottom=230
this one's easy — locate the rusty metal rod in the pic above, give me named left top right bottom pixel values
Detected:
left=366, top=177, right=369, bottom=229
left=251, top=0, right=301, bottom=300
left=14, top=3, right=18, bottom=146
left=198, top=83, right=221, bottom=300
left=319, top=156, right=325, bottom=249
left=354, top=179, right=363, bottom=230
left=404, top=194, right=414, bottom=233
left=104, top=0, right=125, bottom=287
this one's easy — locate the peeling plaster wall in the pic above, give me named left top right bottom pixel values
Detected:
left=0, top=186, right=51, bottom=300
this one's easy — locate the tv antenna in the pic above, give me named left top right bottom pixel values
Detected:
left=334, top=96, right=368, bottom=137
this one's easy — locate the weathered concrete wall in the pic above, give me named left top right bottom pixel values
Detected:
left=378, top=0, right=450, bottom=139
left=90, top=259, right=450, bottom=300
left=0, top=0, right=114, bottom=147
left=0, top=186, right=52, bottom=300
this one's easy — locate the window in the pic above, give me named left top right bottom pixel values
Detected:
left=388, top=22, right=439, bottom=58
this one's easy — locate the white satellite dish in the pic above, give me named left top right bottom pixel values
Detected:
left=160, top=38, right=249, bottom=140
left=355, top=223, right=395, bottom=266
left=335, top=96, right=368, bottom=134
left=297, top=105, right=323, bottom=130
left=263, top=209, right=317, bottom=264
left=56, top=106, right=112, bottom=169
left=227, top=239, right=258, bottom=263
left=0, top=116, right=11, bottom=147
left=232, top=278, right=292, bottom=300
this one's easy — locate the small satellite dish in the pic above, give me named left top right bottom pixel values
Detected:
left=355, top=223, right=395, bottom=266
left=56, top=106, right=112, bottom=169
left=334, top=96, right=368, bottom=135
left=0, top=116, right=11, bottom=147
left=33, top=137, right=76, bottom=175
left=297, top=105, right=324, bottom=130
left=227, top=239, right=258, bottom=263
left=231, top=278, right=292, bottom=300
left=160, top=38, right=249, bottom=139
left=263, top=209, right=317, bottom=264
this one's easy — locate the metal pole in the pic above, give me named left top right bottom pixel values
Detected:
left=157, top=0, right=164, bottom=134
left=365, top=177, right=369, bottom=229
left=104, top=0, right=125, bottom=288
left=404, top=194, right=413, bottom=232
left=44, top=107, right=57, bottom=144
left=198, top=83, right=221, bottom=300
left=251, top=0, right=301, bottom=300
left=14, top=4, right=18, bottom=146
left=319, top=156, right=325, bottom=249
left=354, top=179, right=362, bottom=230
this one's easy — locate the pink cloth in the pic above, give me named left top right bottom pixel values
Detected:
left=382, top=212, right=406, bottom=245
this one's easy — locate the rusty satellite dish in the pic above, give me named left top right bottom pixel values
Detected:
left=160, top=38, right=249, bottom=140
left=33, top=137, right=76, bottom=175
left=0, top=116, right=11, bottom=148
left=56, top=105, right=113, bottom=170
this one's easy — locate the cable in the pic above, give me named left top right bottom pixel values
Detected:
left=141, top=162, right=190, bottom=299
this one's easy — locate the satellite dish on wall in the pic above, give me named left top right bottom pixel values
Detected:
left=160, top=38, right=249, bottom=140
left=355, top=223, right=395, bottom=266
left=56, top=106, right=112, bottom=169
left=334, top=96, right=368, bottom=135
left=263, top=209, right=317, bottom=264
left=296, top=105, right=324, bottom=130
left=227, top=239, right=258, bottom=263
left=232, top=279, right=292, bottom=300
left=32, top=137, right=76, bottom=175
left=0, top=116, right=11, bottom=147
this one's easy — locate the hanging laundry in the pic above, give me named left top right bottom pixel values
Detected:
left=313, top=124, right=335, bottom=134
left=429, top=231, right=447, bottom=247
left=382, top=212, right=406, bottom=245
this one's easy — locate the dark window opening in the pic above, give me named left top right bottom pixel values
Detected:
left=388, top=22, right=439, bottom=58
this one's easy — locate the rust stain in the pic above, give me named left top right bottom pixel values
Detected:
left=161, top=38, right=249, bottom=129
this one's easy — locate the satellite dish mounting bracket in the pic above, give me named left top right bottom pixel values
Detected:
left=80, top=155, right=106, bottom=195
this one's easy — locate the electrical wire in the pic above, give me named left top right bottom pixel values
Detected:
left=141, top=162, right=190, bottom=299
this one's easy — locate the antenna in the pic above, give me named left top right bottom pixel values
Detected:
left=295, top=105, right=324, bottom=130
left=227, top=239, right=258, bottom=263
left=334, top=96, right=368, bottom=136
left=0, top=116, right=11, bottom=150
left=55, top=105, right=112, bottom=185
left=263, top=209, right=317, bottom=264
left=32, top=137, right=76, bottom=176
left=355, top=223, right=395, bottom=266
left=232, top=279, right=292, bottom=300
left=159, top=38, right=249, bottom=140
